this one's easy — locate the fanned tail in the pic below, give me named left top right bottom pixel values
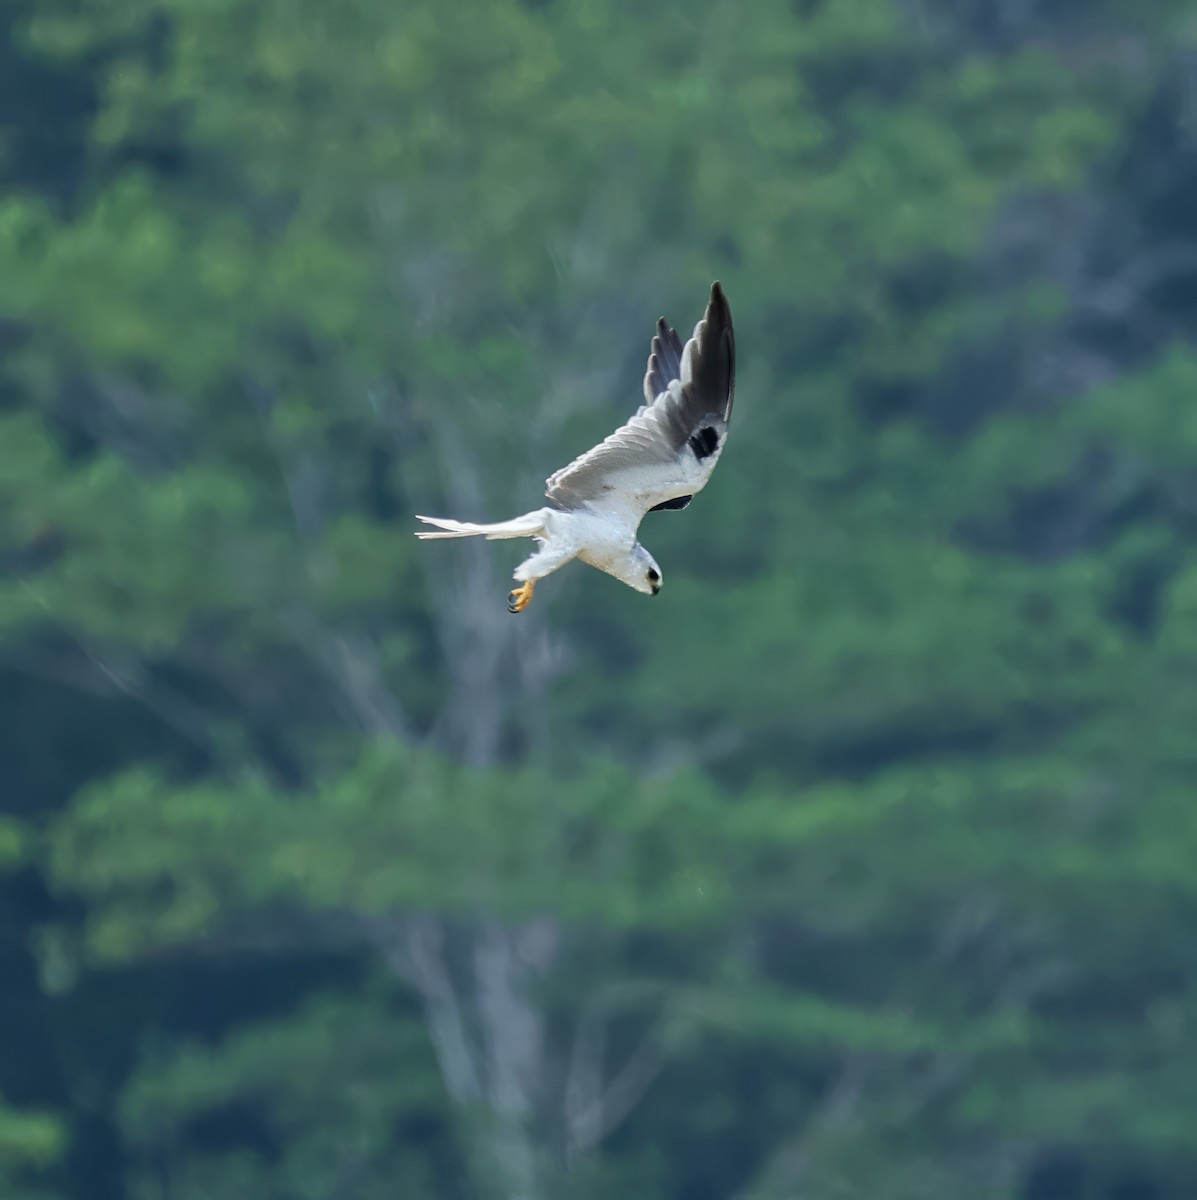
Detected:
left=413, top=511, right=546, bottom=540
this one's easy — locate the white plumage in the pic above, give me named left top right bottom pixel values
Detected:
left=415, top=281, right=736, bottom=612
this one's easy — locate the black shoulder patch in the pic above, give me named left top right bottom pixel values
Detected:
left=649, top=494, right=692, bottom=513
left=688, top=425, right=719, bottom=460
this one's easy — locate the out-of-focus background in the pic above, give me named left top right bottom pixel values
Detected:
left=2, top=1, right=1197, bottom=1197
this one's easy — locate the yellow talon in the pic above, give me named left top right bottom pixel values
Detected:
left=508, top=579, right=535, bottom=613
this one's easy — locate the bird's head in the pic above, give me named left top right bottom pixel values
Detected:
left=626, top=544, right=662, bottom=596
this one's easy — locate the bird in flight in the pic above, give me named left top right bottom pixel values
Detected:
left=415, top=281, right=735, bottom=613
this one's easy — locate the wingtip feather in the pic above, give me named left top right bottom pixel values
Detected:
left=710, top=281, right=734, bottom=421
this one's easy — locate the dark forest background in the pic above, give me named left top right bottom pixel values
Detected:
left=3, top=1, right=1197, bottom=1197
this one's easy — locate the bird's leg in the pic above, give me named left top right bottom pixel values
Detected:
left=508, top=579, right=536, bottom=614
left=507, top=538, right=577, bottom=613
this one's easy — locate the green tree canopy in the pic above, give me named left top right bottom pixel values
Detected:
left=3, top=0, right=1197, bottom=1197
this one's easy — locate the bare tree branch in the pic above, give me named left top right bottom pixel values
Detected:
left=736, top=1059, right=867, bottom=1200
left=382, top=914, right=484, bottom=1104
left=4, top=638, right=215, bottom=755
left=567, top=1013, right=678, bottom=1157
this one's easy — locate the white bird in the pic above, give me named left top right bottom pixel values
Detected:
left=415, top=281, right=736, bottom=613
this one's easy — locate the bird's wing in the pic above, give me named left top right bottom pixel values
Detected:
left=544, top=281, right=735, bottom=518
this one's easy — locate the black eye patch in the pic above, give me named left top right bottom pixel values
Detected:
left=647, top=568, right=660, bottom=583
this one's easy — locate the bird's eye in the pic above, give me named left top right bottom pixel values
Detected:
left=647, top=568, right=660, bottom=583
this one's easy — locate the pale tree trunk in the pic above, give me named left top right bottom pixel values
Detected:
left=379, top=385, right=562, bottom=1198
left=378, top=914, right=557, bottom=1200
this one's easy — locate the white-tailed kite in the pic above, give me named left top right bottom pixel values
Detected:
left=415, top=281, right=735, bottom=613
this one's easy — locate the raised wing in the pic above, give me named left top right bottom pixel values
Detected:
left=545, top=281, right=735, bottom=518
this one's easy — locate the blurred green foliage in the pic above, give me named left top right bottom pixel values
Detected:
left=2, top=0, right=1197, bottom=1197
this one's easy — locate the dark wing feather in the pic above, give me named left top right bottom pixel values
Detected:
left=680, top=281, right=735, bottom=427
left=643, top=317, right=686, bottom=406
left=648, top=493, right=692, bottom=512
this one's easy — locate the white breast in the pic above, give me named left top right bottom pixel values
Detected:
left=554, top=507, right=638, bottom=576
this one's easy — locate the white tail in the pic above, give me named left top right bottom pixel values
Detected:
left=413, top=510, right=546, bottom=541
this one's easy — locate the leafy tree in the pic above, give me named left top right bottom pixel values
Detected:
left=2, top=0, right=1197, bottom=1198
